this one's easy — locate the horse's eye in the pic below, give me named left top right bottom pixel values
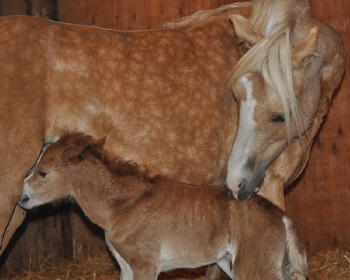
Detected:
left=38, top=171, right=47, bottom=178
left=271, top=114, right=285, bottom=123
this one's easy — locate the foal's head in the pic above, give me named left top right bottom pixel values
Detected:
left=19, top=134, right=106, bottom=210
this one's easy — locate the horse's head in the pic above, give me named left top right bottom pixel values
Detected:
left=225, top=13, right=333, bottom=201
left=226, top=73, right=288, bottom=201
left=19, top=134, right=106, bottom=210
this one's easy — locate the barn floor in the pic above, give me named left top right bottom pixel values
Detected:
left=3, top=249, right=349, bottom=280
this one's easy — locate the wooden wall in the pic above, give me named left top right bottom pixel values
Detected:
left=57, top=0, right=247, bottom=29
left=0, top=0, right=349, bottom=273
left=285, top=0, right=350, bottom=255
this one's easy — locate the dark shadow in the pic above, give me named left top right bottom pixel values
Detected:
left=0, top=201, right=72, bottom=276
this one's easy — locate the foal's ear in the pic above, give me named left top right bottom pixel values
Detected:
left=292, top=26, right=320, bottom=69
left=62, top=136, right=107, bottom=163
left=62, top=147, right=86, bottom=163
left=230, top=15, right=264, bottom=47
left=93, top=136, right=107, bottom=149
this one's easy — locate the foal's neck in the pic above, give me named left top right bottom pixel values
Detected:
left=68, top=158, right=153, bottom=230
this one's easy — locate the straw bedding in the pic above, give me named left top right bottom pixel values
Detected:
left=3, top=249, right=349, bottom=280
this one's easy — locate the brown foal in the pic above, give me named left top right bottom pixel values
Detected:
left=19, top=134, right=307, bottom=280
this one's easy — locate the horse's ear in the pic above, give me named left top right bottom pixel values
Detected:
left=292, top=27, right=320, bottom=69
left=230, top=15, right=264, bottom=47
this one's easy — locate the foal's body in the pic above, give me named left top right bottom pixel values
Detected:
left=66, top=175, right=300, bottom=280
left=76, top=180, right=303, bottom=280
left=20, top=135, right=307, bottom=280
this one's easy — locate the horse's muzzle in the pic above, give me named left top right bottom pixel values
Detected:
left=237, top=173, right=265, bottom=201
left=224, top=181, right=235, bottom=200
left=18, top=194, right=30, bottom=208
left=237, top=185, right=255, bottom=201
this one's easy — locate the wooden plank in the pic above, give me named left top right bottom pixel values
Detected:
left=285, top=0, right=350, bottom=255
left=0, top=0, right=26, bottom=16
left=57, top=0, right=236, bottom=29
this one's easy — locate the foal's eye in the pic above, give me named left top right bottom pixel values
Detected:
left=271, top=114, right=285, bottom=123
left=38, top=171, right=47, bottom=178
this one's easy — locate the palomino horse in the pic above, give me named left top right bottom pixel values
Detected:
left=19, top=133, right=308, bottom=280
left=0, top=0, right=344, bottom=273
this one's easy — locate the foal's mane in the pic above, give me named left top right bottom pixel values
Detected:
left=59, top=133, right=157, bottom=183
left=167, top=0, right=311, bottom=139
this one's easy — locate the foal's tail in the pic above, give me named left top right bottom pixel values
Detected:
left=282, top=216, right=308, bottom=280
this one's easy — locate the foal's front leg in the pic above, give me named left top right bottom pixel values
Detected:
left=105, top=233, right=159, bottom=280
left=105, top=235, right=134, bottom=280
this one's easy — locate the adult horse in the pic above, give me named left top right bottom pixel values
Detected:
left=0, top=0, right=344, bottom=276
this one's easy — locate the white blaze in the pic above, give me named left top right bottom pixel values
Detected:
left=226, top=76, right=257, bottom=193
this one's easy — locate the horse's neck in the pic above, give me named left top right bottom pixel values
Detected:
left=69, top=160, right=153, bottom=230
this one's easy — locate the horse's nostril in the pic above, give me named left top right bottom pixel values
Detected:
left=19, top=194, right=29, bottom=205
left=237, top=190, right=253, bottom=201
left=238, top=182, right=242, bottom=189
left=226, top=189, right=235, bottom=200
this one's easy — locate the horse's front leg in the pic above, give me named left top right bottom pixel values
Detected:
left=0, top=205, right=26, bottom=255
left=0, top=180, right=27, bottom=255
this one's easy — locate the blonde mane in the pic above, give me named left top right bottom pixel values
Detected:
left=230, top=0, right=310, bottom=139
left=163, top=2, right=252, bottom=30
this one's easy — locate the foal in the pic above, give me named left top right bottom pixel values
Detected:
left=19, top=134, right=307, bottom=280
